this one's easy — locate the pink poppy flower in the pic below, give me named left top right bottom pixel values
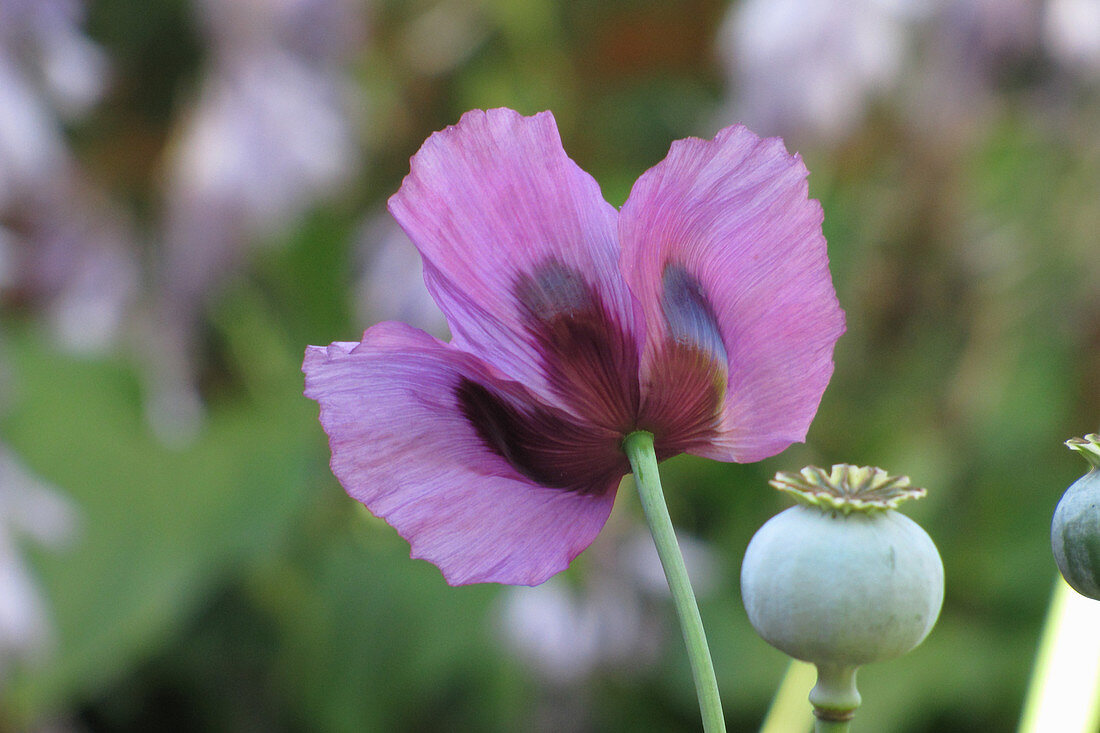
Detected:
left=304, top=108, right=844, bottom=586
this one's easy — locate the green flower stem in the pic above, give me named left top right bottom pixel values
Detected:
left=623, top=430, right=726, bottom=733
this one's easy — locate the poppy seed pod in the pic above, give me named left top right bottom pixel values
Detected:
left=1051, top=434, right=1100, bottom=600
left=741, top=465, right=944, bottom=724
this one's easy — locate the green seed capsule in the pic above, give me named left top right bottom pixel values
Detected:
left=1051, top=435, right=1100, bottom=600
left=741, top=465, right=944, bottom=725
left=742, top=503, right=943, bottom=667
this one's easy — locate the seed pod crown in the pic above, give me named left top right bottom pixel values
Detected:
left=769, top=464, right=926, bottom=514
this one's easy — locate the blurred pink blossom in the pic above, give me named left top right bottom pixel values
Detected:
left=0, top=447, right=79, bottom=681
left=0, top=0, right=136, bottom=354
left=148, top=0, right=367, bottom=442
left=355, top=213, right=449, bottom=340
left=496, top=520, right=720, bottom=730
left=1044, top=0, right=1100, bottom=76
left=720, top=0, right=922, bottom=143
left=721, top=0, right=1100, bottom=145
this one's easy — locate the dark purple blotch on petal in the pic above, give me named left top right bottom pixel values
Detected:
left=457, top=259, right=729, bottom=492
left=514, top=260, right=640, bottom=431
left=514, top=260, right=593, bottom=321
left=660, top=263, right=728, bottom=363
left=638, top=264, right=728, bottom=458
left=639, top=341, right=726, bottom=459
left=456, top=377, right=627, bottom=494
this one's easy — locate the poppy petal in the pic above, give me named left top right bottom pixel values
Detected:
left=387, top=108, right=641, bottom=422
left=303, top=322, right=620, bottom=586
left=619, top=125, right=845, bottom=462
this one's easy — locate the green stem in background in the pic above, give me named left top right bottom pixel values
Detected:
left=759, top=660, right=816, bottom=733
left=623, top=431, right=726, bottom=733
left=1019, top=577, right=1100, bottom=733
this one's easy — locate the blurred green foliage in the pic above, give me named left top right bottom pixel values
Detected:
left=3, top=0, right=1100, bottom=731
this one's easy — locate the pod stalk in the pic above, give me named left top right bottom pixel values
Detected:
left=810, top=663, right=860, bottom=730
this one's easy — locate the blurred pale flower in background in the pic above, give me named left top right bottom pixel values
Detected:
left=1044, top=0, right=1100, bottom=75
left=0, top=1, right=99, bottom=688
left=907, top=0, right=1100, bottom=147
left=355, top=213, right=449, bottom=340
left=162, top=0, right=364, bottom=244
left=0, top=447, right=78, bottom=681
left=719, top=0, right=922, bottom=143
left=0, top=0, right=136, bottom=354
left=721, top=0, right=1100, bottom=146
left=2, top=192, right=137, bottom=355
left=910, top=0, right=1045, bottom=138
left=498, top=518, right=719, bottom=729
left=148, top=0, right=367, bottom=442
left=0, top=0, right=107, bottom=119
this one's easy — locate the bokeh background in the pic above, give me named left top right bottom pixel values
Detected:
left=2, top=0, right=1099, bottom=730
